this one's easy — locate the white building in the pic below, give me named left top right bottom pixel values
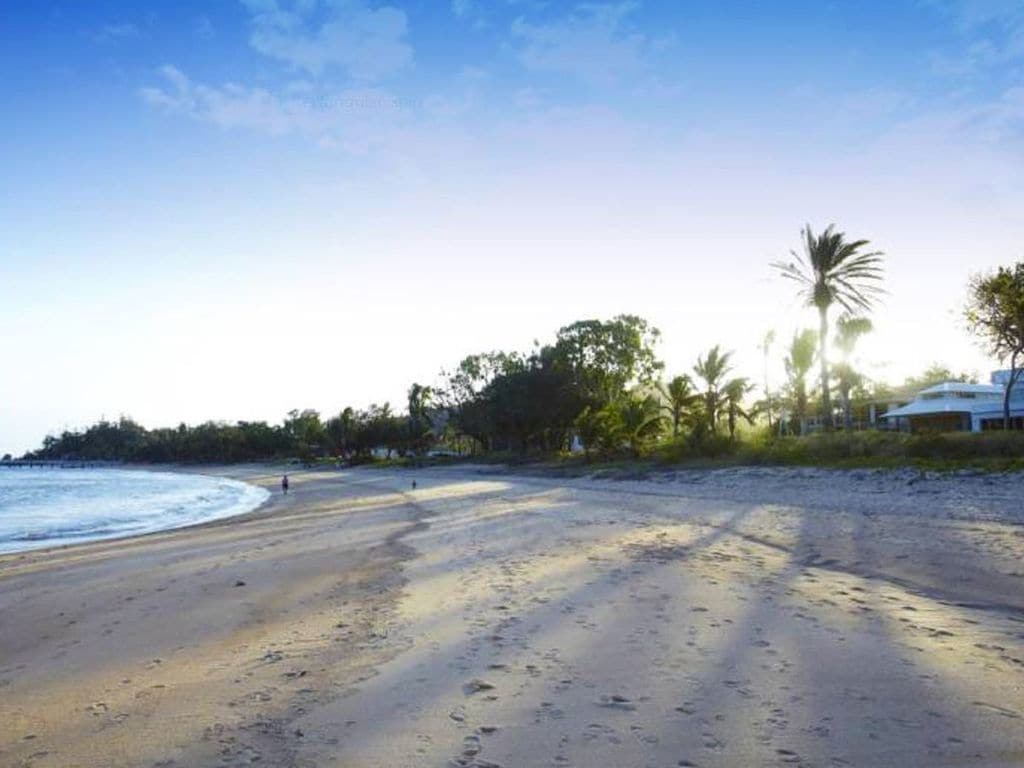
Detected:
left=883, top=371, right=1024, bottom=432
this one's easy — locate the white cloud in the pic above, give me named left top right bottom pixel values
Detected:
left=241, top=0, right=412, bottom=79
left=944, top=0, right=1024, bottom=33
left=140, top=66, right=317, bottom=135
left=510, top=2, right=650, bottom=85
left=927, top=0, right=1024, bottom=75
left=452, top=0, right=476, bottom=18
left=967, top=84, right=1024, bottom=144
left=140, top=64, right=418, bottom=153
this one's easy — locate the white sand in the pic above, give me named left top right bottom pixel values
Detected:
left=2, top=465, right=1023, bottom=767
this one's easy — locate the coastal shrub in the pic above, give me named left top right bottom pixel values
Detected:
left=750, top=432, right=910, bottom=463
left=568, top=429, right=1024, bottom=471
left=905, top=431, right=1024, bottom=460
left=692, top=433, right=741, bottom=459
left=727, top=430, right=1024, bottom=468
left=652, top=433, right=740, bottom=463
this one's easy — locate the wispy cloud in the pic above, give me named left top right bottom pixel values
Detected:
left=451, top=0, right=477, bottom=19
left=140, top=65, right=317, bottom=136
left=139, top=64, right=417, bottom=152
left=241, top=0, right=412, bottom=80
left=966, top=84, right=1024, bottom=144
left=510, top=2, right=652, bottom=85
left=942, top=0, right=1024, bottom=34
left=927, top=0, right=1024, bottom=75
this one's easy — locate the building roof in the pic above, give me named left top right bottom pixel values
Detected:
left=884, top=399, right=978, bottom=419
left=917, top=381, right=1002, bottom=396
left=883, top=379, right=1012, bottom=420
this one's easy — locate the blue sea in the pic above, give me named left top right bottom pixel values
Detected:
left=0, top=468, right=269, bottom=554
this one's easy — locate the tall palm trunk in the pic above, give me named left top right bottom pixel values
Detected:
left=797, top=384, right=808, bottom=436
left=818, top=305, right=832, bottom=431
left=842, top=384, right=853, bottom=431
left=1004, top=352, right=1020, bottom=430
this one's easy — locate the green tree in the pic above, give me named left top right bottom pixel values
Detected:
left=773, top=224, right=884, bottom=431
left=406, top=383, right=434, bottom=457
left=833, top=315, right=873, bottom=431
left=553, top=315, right=663, bottom=407
left=759, top=330, right=777, bottom=430
left=966, top=262, right=1024, bottom=429
left=615, top=394, right=665, bottom=457
left=722, top=377, right=756, bottom=440
left=439, top=316, right=661, bottom=455
left=573, top=406, right=602, bottom=462
left=284, top=409, right=325, bottom=462
left=693, top=345, right=733, bottom=434
left=441, top=351, right=525, bottom=451
left=784, top=330, right=817, bottom=435
left=901, top=363, right=978, bottom=392
left=658, top=374, right=699, bottom=438
left=325, top=407, right=356, bottom=458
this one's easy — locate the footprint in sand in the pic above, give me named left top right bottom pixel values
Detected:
left=701, top=732, right=725, bottom=751
left=597, top=694, right=636, bottom=711
left=461, top=734, right=481, bottom=757
left=463, top=678, right=496, bottom=695
left=86, top=701, right=108, bottom=716
left=971, top=701, right=1021, bottom=719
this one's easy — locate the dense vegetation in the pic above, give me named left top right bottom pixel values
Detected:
left=18, top=231, right=1024, bottom=469
left=23, top=406, right=430, bottom=464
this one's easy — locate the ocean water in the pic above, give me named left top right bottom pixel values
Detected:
left=0, top=468, right=269, bottom=554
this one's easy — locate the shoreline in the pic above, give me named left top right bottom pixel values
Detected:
left=2, top=466, right=1023, bottom=766
left=0, top=466, right=426, bottom=767
left=0, top=465, right=274, bottom=559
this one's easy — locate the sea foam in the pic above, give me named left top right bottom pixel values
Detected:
left=0, top=468, right=269, bottom=554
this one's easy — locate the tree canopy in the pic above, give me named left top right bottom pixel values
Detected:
left=966, top=262, right=1024, bottom=428
left=773, top=224, right=884, bottom=430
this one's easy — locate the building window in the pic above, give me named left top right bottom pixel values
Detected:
left=980, top=416, right=1024, bottom=431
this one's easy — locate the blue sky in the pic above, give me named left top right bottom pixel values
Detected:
left=2, top=0, right=1024, bottom=454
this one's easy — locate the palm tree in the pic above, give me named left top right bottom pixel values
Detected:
left=723, top=377, right=756, bottom=439
left=784, top=330, right=817, bottom=435
left=833, top=315, right=873, bottom=431
left=407, top=383, right=433, bottom=422
left=334, top=406, right=356, bottom=458
left=407, top=383, right=434, bottom=457
left=773, top=224, right=884, bottom=430
left=693, top=345, right=733, bottom=434
left=617, top=394, right=665, bottom=458
left=658, top=374, right=699, bottom=438
left=759, top=330, right=776, bottom=430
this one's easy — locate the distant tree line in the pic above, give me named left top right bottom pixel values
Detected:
left=23, top=226, right=1024, bottom=464
left=24, top=401, right=437, bottom=465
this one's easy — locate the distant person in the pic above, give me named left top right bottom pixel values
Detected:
left=282, top=474, right=289, bottom=495
left=412, top=480, right=417, bottom=490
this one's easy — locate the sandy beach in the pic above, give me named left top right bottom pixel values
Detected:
left=1, top=465, right=1023, bottom=768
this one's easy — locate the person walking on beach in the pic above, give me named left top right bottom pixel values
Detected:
left=281, top=474, right=289, bottom=495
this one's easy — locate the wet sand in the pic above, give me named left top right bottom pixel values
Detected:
left=1, top=465, right=1023, bottom=767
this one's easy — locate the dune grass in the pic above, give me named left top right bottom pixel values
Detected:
left=340, top=431, right=1024, bottom=475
